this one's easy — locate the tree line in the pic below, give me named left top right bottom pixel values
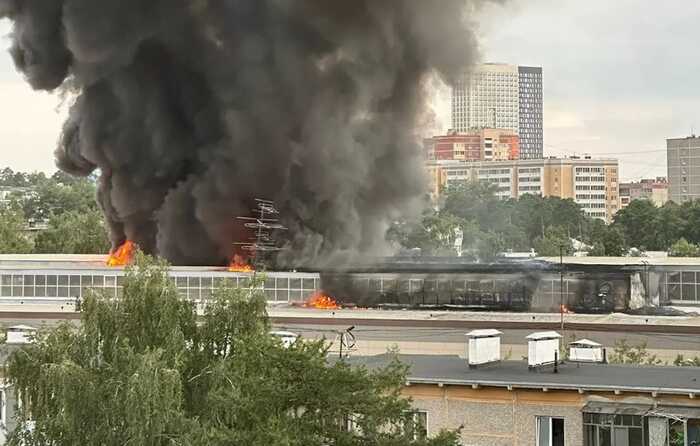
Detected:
left=1, top=165, right=698, bottom=259
left=389, top=181, right=696, bottom=259
left=0, top=167, right=110, bottom=254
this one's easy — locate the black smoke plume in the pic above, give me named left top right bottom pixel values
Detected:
left=2, top=1, right=490, bottom=266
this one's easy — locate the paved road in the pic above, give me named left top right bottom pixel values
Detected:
left=271, top=322, right=700, bottom=351
left=2, top=312, right=699, bottom=359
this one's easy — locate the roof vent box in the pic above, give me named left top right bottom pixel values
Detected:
left=569, top=339, right=604, bottom=363
left=466, top=329, right=502, bottom=367
left=270, top=330, right=299, bottom=348
left=6, top=325, right=36, bottom=344
left=526, top=331, right=562, bottom=368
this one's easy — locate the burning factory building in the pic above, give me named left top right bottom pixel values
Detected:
left=3, top=3, right=700, bottom=316
left=0, top=253, right=696, bottom=314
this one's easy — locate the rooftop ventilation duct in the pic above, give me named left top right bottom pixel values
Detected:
left=465, top=329, right=502, bottom=368
left=6, top=325, right=36, bottom=344
left=270, top=330, right=299, bottom=348
left=568, top=339, right=604, bottom=363
left=526, top=331, right=562, bottom=368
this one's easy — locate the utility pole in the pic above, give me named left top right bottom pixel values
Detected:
left=641, top=260, right=649, bottom=305
left=559, top=244, right=565, bottom=332
left=338, top=326, right=356, bottom=360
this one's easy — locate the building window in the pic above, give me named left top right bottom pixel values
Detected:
left=583, top=413, right=644, bottom=446
left=404, top=411, right=428, bottom=440
left=537, top=416, right=564, bottom=446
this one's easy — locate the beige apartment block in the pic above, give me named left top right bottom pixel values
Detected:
left=428, top=156, right=620, bottom=223
left=353, top=354, right=700, bottom=446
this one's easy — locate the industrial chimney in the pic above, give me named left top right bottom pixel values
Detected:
left=465, top=329, right=502, bottom=368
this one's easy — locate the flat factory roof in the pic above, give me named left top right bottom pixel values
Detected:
left=0, top=254, right=316, bottom=276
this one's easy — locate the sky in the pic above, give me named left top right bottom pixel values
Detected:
left=1, top=1, right=700, bottom=180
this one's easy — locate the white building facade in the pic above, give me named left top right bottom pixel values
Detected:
left=452, top=63, right=543, bottom=159
left=452, top=63, right=520, bottom=135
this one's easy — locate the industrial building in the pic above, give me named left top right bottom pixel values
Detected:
left=0, top=255, right=319, bottom=307
left=451, top=63, right=543, bottom=159
left=1, top=255, right=700, bottom=313
left=427, top=156, right=620, bottom=222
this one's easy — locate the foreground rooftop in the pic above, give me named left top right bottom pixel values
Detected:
left=349, top=354, right=700, bottom=396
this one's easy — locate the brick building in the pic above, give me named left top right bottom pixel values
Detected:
left=619, top=178, right=669, bottom=208
left=425, top=129, right=520, bottom=162
left=353, top=351, right=700, bottom=446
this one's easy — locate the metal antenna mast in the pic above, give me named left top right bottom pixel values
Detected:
left=234, top=199, right=287, bottom=270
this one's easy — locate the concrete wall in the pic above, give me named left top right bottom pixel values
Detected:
left=404, top=385, right=583, bottom=446
left=402, top=385, right=700, bottom=446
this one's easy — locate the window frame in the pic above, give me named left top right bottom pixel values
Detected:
left=583, top=412, right=646, bottom=446
left=537, top=416, right=565, bottom=446
left=403, top=410, right=428, bottom=441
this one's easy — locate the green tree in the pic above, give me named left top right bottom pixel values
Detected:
left=388, top=211, right=465, bottom=256
left=442, top=182, right=514, bottom=235
left=668, top=238, right=700, bottom=257
left=533, top=226, right=573, bottom=257
left=679, top=200, right=700, bottom=245
left=655, top=202, right=684, bottom=249
left=33, top=209, right=110, bottom=254
left=6, top=254, right=459, bottom=446
left=613, top=200, right=660, bottom=250
left=588, top=224, right=626, bottom=256
left=0, top=207, right=33, bottom=253
left=512, top=195, right=588, bottom=243
left=0, top=168, right=28, bottom=187
left=17, top=178, right=98, bottom=222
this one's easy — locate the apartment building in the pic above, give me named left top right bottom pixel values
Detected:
left=619, top=178, right=669, bottom=208
left=352, top=338, right=700, bottom=446
left=428, top=156, right=620, bottom=223
left=425, top=129, right=519, bottom=162
left=667, top=136, right=700, bottom=203
left=452, top=63, right=543, bottom=159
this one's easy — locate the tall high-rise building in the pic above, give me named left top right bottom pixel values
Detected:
left=667, top=136, right=700, bottom=203
left=517, top=66, right=543, bottom=159
left=451, top=63, right=543, bottom=159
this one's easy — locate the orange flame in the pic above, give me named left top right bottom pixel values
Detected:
left=106, top=240, right=136, bottom=266
left=228, top=254, right=254, bottom=272
left=304, top=291, right=340, bottom=310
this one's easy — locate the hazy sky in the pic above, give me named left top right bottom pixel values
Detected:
left=1, top=1, right=699, bottom=180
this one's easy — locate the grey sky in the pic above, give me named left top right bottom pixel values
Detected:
left=475, top=0, right=700, bottom=180
left=2, top=2, right=699, bottom=179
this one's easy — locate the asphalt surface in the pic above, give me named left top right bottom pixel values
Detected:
left=271, top=322, right=700, bottom=351
left=2, top=312, right=699, bottom=354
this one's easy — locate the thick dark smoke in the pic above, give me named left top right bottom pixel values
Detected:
left=2, top=0, right=491, bottom=266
